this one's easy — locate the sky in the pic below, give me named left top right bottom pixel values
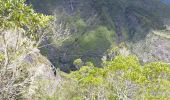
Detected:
left=163, top=0, right=170, bottom=4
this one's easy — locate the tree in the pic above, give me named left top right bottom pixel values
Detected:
left=0, top=0, right=53, bottom=42
left=0, top=0, right=53, bottom=99
left=143, top=62, right=170, bottom=99
left=46, top=55, right=170, bottom=100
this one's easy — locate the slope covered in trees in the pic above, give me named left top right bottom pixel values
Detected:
left=0, top=0, right=170, bottom=100
left=27, top=0, right=170, bottom=72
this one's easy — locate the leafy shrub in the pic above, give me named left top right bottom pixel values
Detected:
left=39, top=55, right=170, bottom=100
left=0, top=0, right=53, bottom=41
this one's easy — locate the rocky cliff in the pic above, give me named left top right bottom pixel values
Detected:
left=0, top=31, right=60, bottom=99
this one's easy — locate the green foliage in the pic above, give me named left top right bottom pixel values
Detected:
left=143, top=62, right=170, bottom=99
left=106, top=55, right=141, bottom=71
left=105, top=55, right=147, bottom=84
left=73, top=59, right=84, bottom=70
left=3, top=0, right=170, bottom=99
left=79, top=26, right=115, bottom=51
left=47, top=55, right=170, bottom=100
left=143, top=62, right=170, bottom=80
left=0, top=0, right=53, bottom=40
left=0, top=53, right=4, bottom=62
left=73, top=59, right=83, bottom=66
left=0, top=0, right=54, bottom=99
left=69, top=65, right=105, bottom=86
left=75, top=19, right=87, bottom=33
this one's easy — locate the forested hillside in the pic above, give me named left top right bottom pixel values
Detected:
left=1, top=0, right=170, bottom=99
left=27, top=0, right=170, bottom=71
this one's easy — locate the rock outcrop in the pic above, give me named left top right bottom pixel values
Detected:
left=0, top=31, right=60, bottom=99
left=130, top=30, right=170, bottom=64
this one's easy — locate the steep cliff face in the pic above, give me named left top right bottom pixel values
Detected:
left=130, top=31, right=170, bottom=64
left=0, top=31, right=60, bottom=99
left=27, top=0, right=170, bottom=71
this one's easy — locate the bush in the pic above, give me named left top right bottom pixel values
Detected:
left=38, top=55, right=170, bottom=100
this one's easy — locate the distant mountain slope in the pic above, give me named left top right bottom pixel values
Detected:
left=27, top=0, right=170, bottom=71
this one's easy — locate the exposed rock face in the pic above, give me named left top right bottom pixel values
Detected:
left=0, top=31, right=60, bottom=99
left=23, top=52, right=61, bottom=99
left=130, top=31, right=170, bottom=64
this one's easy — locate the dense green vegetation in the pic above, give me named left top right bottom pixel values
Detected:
left=0, top=0, right=53, bottom=99
left=0, top=0, right=170, bottom=100
left=38, top=54, right=170, bottom=99
left=27, top=0, right=170, bottom=72
left=0, top=0, right=53, bottom=40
